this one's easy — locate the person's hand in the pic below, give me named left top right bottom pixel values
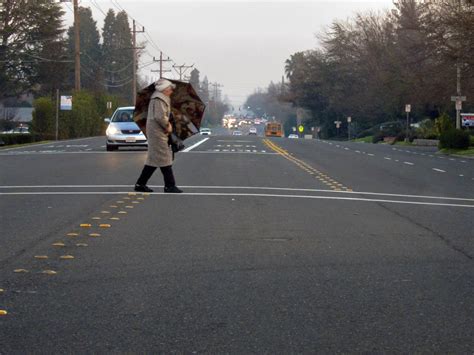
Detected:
left=166, top=123, right=173, bottom=134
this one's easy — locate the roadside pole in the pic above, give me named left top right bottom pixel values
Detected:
left=347, top=116, right=352, bottom=141
left=55, top=89, right=59, bottom=141
left=405, top=104, right=411, bottom=143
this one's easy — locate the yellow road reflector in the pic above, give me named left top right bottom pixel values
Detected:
left=128, top=192, right=137, bottom=196
left=76, top=243, right=88, bottom=247
left=109, top=217, right=120, bottom=221
left=52, top=242, right=65, bottom=247
left=14, top=269, right=28, bottom=273
left=99, top=224, right=111, bottom=228
left=92, top=217, right=101, bottom=220
left=89, top=233, right=101, bottom=237
left=137, top=197, right=144, bottom=200
left=0, top=310, right=7, bottom=316
left=123, top=197, right=131, bottom=200
left=34, top=255, right=48, bottom=259
left=143, top=193, right=151, bottom=196
left=80, top=224, right=92, bottom=228
left=132, top=201, right=140, bottom=204
left=41, top=270, right=57, bottom=275
left=346, top=189, right=353, bottom=192
left=67, top=233, right=79, bottom=237
left=101, top=211, right=110, bottom=214
left=125, top=206, right=134, bottom=209
left=0, top=289, right=4, bottom=293
left=117, top=201, right=124, bottom=204
left=60, top=255, right=74, bottom=260
left=109, top=205, right=118, bottom=208
left=118, top=211, right=127, bottom=214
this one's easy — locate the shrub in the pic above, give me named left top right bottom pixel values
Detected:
left=31, top=97, right=55, bottom=137
left=439, top=129, right=470, bottom=150
left=417, top=119, right=438, bottom=139
left=435, top=113, right=454, bottom=136
left=0, top=133, right=44, bottom=145
left=372, top=131, right=384, bottom=143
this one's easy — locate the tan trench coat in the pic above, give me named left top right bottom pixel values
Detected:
left=145, top=91, right=173, bottom=167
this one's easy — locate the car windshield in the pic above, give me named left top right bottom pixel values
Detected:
left=112, top=109, right=134, bottom=123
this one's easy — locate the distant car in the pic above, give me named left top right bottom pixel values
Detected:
left=249, top=127, right=257, bottom=135
left=232, top=130, right=243, bottom=136
left=200, top=128, right=212, bottom=135
left=105, top=106, right=147, bottom=151
left=288, top=134, right=299, bottom=139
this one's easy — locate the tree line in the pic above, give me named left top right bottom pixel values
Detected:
left=0, top=1, right=226, bottom=139
left=248, top=0, right=473, bottom=139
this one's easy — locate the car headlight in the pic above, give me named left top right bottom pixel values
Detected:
left=106, top=125, right=120, bottom=135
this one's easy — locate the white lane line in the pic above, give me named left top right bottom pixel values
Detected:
left=344, top=148, right=349, bottom=150
left=459, top=174, right=464, bottom=177
left=404, top=162, right=414, bottom=166
left=432, top=168, right=446, bottom=173
left=367, top=153, right=375, bottom=156
left=182, top=138, right=209, bottom=152
left=2, top=185, right=473, bottom=202
left=1, top=191, right=472, bottom=208
left=0, top=137, right=99, bottom=151
left=461, top=161, right=467, bottom=163
left=384, top=157, right=392, bottom=160
left=355, top=150, right=361, bottom=153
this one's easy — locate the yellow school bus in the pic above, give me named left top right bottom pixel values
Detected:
left=264, top=122, right=284, bottom=137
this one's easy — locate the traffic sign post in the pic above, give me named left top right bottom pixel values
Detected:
left=298, top=125, right=304, bottom=137
left=334, top=121, right=342, bottom=137
left=405, top=104, right=411, bottom=142
left=347, top=117, right=352, bottom=141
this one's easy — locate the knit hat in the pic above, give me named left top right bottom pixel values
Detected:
left=155, top=79, right=176, bottom=92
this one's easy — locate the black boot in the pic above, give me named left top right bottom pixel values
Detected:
left=134, top=184, right=154, bottom=193
left=135, top=165, right=157, bottom=192
left=164, top=186, right=183, bottom=193
left=160, top=166, right=182, bottom=193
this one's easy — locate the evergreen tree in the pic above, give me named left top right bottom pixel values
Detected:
left=189, top=68, right=201, bottom=92
left=67, top=7, right=102, bottom=92
left=0, top=0, right=66, bottom=98
left=101, top=10, right=133, bottom=103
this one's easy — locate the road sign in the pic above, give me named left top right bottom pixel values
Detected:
left=451, top=96, right=467, bottom=102
left=107, top=101, right=113, bottom=109
left=347, top=116, right=352, bottom=123
left=298, top=125, right=304, bottom=133
left=60, top=95, right=72, bottom=111
left=461, top=113, right=474, bottom=127
left=405, top=104, right=411, bottom=113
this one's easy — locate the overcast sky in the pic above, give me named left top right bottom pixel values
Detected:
left=64, top=0, right=394, bottom=106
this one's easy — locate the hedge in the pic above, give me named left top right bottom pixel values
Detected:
left=0, top=133, right=48, bottom=146
left=439, top=129, right=470, bottom=150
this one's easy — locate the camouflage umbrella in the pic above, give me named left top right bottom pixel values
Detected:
left=133, top=79, right=206, bottom=140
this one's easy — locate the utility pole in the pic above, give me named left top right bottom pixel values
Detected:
left=73, top=0, right=81, bottom=91
left=131, top=20, right=145, bottom=105
left=152, top=52, right=172, bottom=78
left=173, top=63, right=194, bottom=81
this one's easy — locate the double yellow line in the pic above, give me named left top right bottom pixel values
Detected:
left=263, top=139, right=352, bottom=192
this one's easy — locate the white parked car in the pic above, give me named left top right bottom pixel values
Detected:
left=105, top=106, right=147, bottom=151
left=249, top=127, right=257, bottom=135
left=288, top=134, right=299, bottom=139
left=200, top=128, right=212, bottom=135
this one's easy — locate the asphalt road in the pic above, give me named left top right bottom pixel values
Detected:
left=0, top=134, right=473, bottom=353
